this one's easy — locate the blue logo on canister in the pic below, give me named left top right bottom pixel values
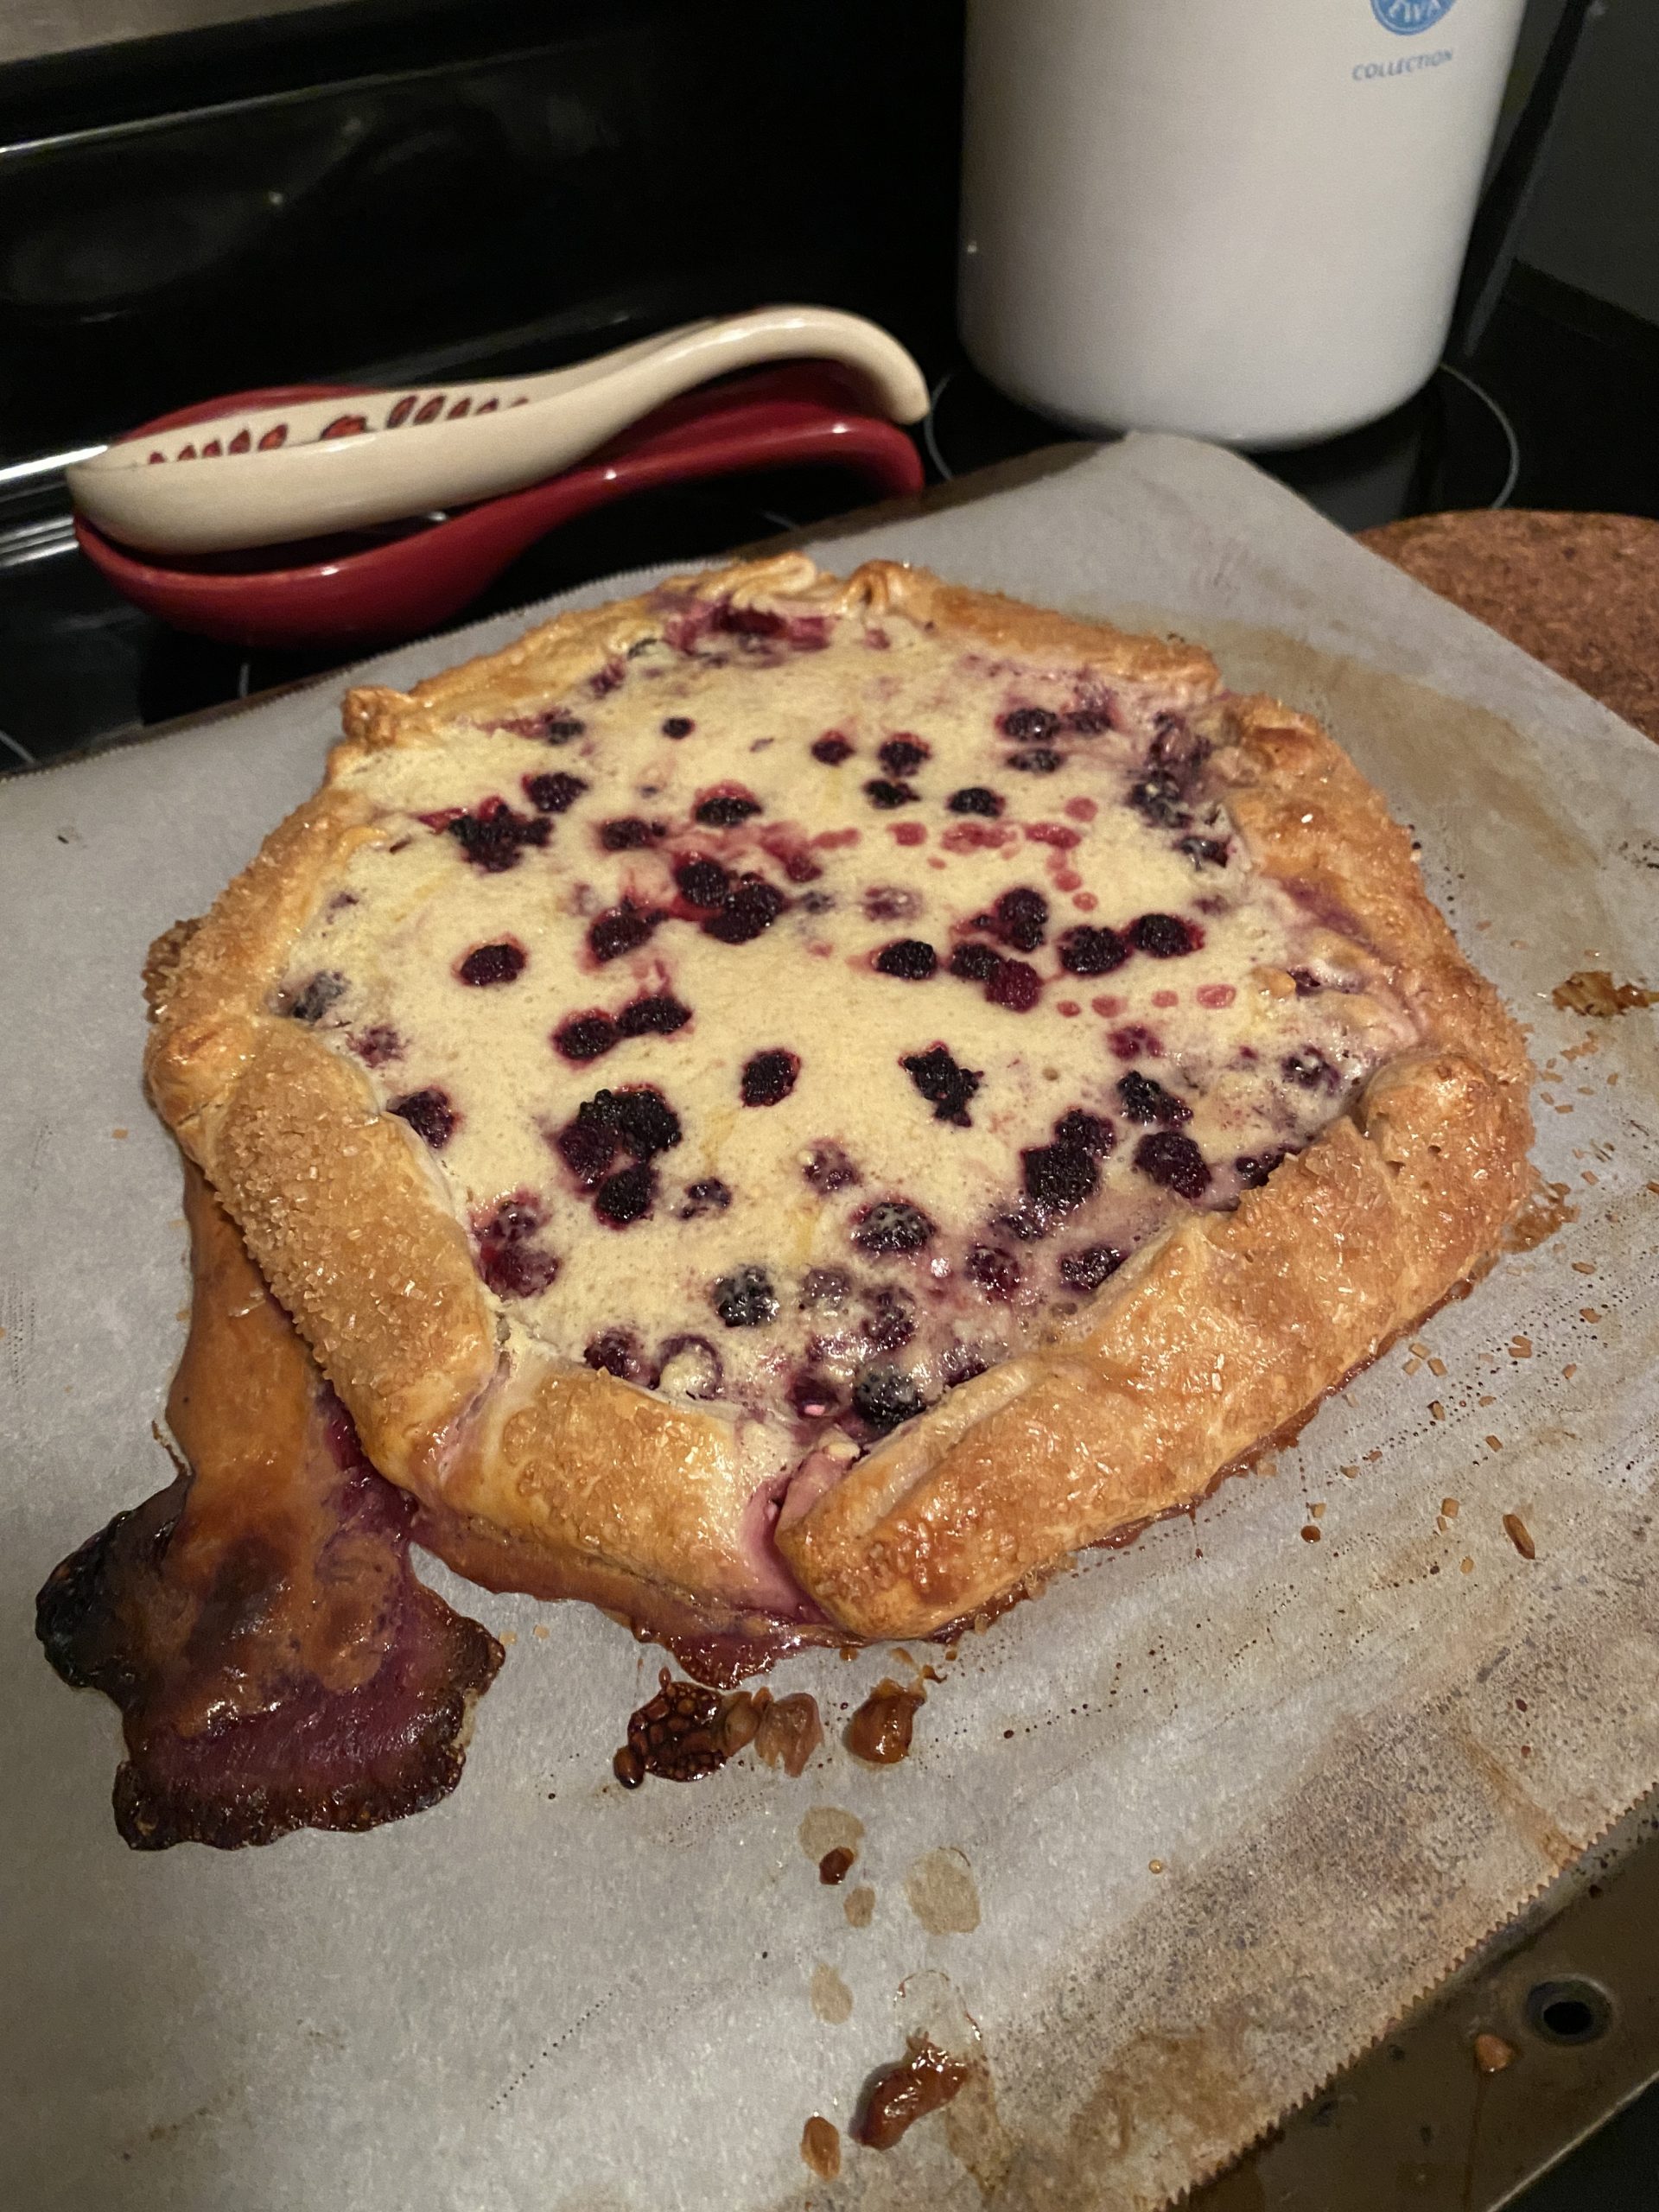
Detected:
left=1372, top=0, right=1457, bottom=31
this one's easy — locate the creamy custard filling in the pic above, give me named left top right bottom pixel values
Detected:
left=279, top=582, right=1419, bottom=1484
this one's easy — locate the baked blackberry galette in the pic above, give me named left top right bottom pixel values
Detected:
left=145, top=556, right=1531, bottom=1656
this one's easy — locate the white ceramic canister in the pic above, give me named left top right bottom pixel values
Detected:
left=959, top=0, right=1529, bottom=446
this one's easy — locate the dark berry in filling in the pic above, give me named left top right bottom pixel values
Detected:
left=879, top=735, right=930, bottom=776
left=617, top=993, right=692, bottom=1038
left=853, top=1199, right=936, bottom=1255
left=863, top=1288, right=916, bottom=1353
left=1128, top=770, right=1190, bottom=828
left=1054, top=1108, right=1116, bottom=1156
left=539, top=715, right=586, bottom=744
left=599, top=1085, right=682, bottom=1156
left=661, top=716, right=695, bottom=739
left=874, top=938, right=938, bottom=981
left=800, top=1267, right=850, bottom=1309
left=803, top=1142, right=860, bottom=1193
left=600, top=817, right=658, bottom=850
left=1282, top=1050, right=1338, bottom=1089
left=594, top=1161, right=656, bottom=1227
left=586, top=1330, right=646, bottom=1379
left=1059, top=1244, right=1125, bottom=1292
left=863, top=779, right=919, bottom=810
left=949, top=942, right=1003, bottom=983
left=966, top=1246, right=1021, bottom=1301
left=812, top=734, right=854, bottom=765
left=555, top=1011, right=619, bottom=1062
left=713, top=1266, right=779, bottom=1328
left=1058, top=925, right=1129, bottom=976
left=1001, top=707, right=1059, bottom=742
left=523, top=770, right=588, bottom=814
left=702, top=875, right=787, bottom=944
left=1116, top=1071, right=1192, bottom=1126
left=853, top=1364, right=925, bottom=1433
left=900, top=1046, right=982, bottom=1127
left=479, top=1240, right=561, bottom=1298
left=741, top=1048, right=800, bottom=1106
left=287, top=970, right=345, bottom=1022
left=1130, top=912, right=1202, bottom=958
left=695, top=791, right=762, bottom=828
left=474, top=1198, right=559, bottom=1300
left=391, top=1087, right=458, bottom=1150
left=556, top=1084, right=680, bottom=1186
left=680, top=1177, right=732, bottom=1217
left=588, top=902, right=660, bottom=963
left=555, top=1113, right=617, bottom=1186
left=675, top=856, right=729, bottom=908
left=1007, top=748, right=1063, bottom=774
left=986, top=958, right=1042, bottom=1012
left=1066, top=706, right=1114, bottom=734
left=1134, top=1130, right=1212, bottom=1199
left=947, top=786, right=1005, bottom=818
left=1022, top=1141, right=1098, bottom=1213
left=1178, top=834, right=1230, bottom=868
left=994, top=887, right=1048, bottom=952
left=444, top=799, right=550, bottom=872
left=458, top=940, right=526, bottom=987
left=351, top=1024, right=403, bottom=1066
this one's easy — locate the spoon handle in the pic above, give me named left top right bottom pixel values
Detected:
left=69, top=308, right=930, bottom=556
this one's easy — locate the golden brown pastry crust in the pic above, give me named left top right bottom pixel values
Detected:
left=145, top=558, right=1532, bottom=1645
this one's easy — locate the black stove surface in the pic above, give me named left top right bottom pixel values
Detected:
left=3, top=261, right=1655, bottom=775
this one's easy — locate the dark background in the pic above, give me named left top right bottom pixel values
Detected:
left=0, top=0, right=1653, bottom=763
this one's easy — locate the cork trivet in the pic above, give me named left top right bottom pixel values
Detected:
left=1360, top=510, right=1659, bottom=742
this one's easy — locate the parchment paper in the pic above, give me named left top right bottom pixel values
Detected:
left=4, top=435, right=1657, bottom=2212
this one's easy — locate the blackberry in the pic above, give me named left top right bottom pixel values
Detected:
left=852, top=1364, right=925, bottom=1433
left=703, top=876, right=787, bottom=944
left=863, top=778, right=919, bottom=809
left=1022, top=1141, right=1098, bottom=1213
left=1116, top=1071, right=1192, bottom=1126
left=1129, top=912, right=1200, bottom=958
left=879, top=735, right=930, bottom=776
left=522, top=770, right=587, bottom=814
left=695, top=791, right=762, bottom=828
left=713, top=1266, right=779, bottom=1328
left=946, top=786, right=1004, bottom=817
left=852, top=1199, right=935, bottom=1255
left=741, top=1049, right=800, bottom=1106
left=390, top=1088, right=458, bottom=1151
left=1058, top=925, right=1129, bottom=977
left=458, top=941, right=525, bottom=987
left=1133, top=1131, right=1211, bottom=1199
left=874, top=938, right=938, bottom=981
left=900, top=1046, right=982, bottom=1127
left=994, top=887, right=1048, bottom=952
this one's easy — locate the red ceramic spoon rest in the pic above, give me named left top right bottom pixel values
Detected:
left=74, top=364, right=924, bottom=651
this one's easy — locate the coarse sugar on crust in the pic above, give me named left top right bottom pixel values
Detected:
left=145, top=556, right=1532, bottom=1649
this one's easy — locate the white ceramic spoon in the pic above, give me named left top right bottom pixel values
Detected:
left=67, top=305, right=931, bottom=556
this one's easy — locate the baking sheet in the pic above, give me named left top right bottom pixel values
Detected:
left=3, top=434, right=1658, bottom=2212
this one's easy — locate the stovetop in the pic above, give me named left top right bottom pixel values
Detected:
left=2, top=259, right=1655, bottom=777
